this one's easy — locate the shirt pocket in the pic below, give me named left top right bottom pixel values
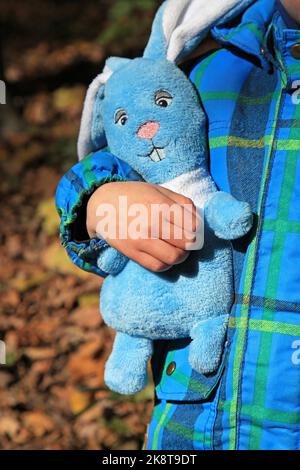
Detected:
left=152, top=338, right=229, bottom=402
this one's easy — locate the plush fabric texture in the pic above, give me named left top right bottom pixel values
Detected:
left=101, top=59, right=206, bottom=184
left=104, top=333, right=153, bottom=395
left=97, top=246, right=128, bottom=276
left=75, top=0, right=253, bottom=395
left=205, top=192, right=254, bottom=241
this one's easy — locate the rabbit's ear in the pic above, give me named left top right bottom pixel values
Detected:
left=106, top=57, right=132, bottom=73
left=143, top=1, right=169, bottom=61
left=77, top=65, right=113, bottom=160
left=144, top=0, right=248, bottom=63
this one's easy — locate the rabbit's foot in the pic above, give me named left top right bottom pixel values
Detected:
left=189, top=314, right=229, bottom=375
left=104, top=333, right=153, bottom=394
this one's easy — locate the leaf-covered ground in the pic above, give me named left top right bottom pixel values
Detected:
left=0, top=0, right=161, bottom=450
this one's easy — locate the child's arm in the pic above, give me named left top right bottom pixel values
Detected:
left=56, top=150, right=195, bottom=276
left=55, top=149, right=135, bottom=277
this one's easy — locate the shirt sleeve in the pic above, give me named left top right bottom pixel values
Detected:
left=55, top=149, right=138, bottom=277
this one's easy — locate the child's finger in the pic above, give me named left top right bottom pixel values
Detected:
left=157, top=186, right=196, bottom=210
left=156, top=187, right=198, bottom=234
left=139, top=239, right=189, bottom=266
left=130, top=250, right=171, bottom=273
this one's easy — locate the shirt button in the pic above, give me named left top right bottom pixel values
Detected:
left=291, top=44, right=300, bottom=60
left=166, top=361, right=176, bottom=376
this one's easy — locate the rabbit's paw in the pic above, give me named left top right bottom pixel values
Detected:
left=205, top=192, right=253, bottom=240
left=97, top=247, right=128, bottom=275
left=226, top=200, right=253, bottom=239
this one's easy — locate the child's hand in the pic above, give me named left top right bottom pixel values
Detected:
left=87, top=182, right=197, bottom=272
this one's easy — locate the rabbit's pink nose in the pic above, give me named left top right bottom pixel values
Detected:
left=137, top=121, right=160, bottom=140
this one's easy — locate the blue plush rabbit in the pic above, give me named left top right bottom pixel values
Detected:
left=78, top=0, right=253, bottom=394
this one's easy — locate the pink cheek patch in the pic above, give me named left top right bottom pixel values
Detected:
left=137, top=121, right=160, bottom=139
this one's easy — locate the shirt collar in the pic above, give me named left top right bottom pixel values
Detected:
left=210, top=0, right=300, bottom=69
left=211, top=0, right=276, bottom=68
left=268, top=10, right=300, bottom=87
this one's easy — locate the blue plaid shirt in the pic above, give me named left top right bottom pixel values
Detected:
left=56, top=0, right=300, bottom=450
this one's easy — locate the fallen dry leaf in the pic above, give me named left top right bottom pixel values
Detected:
left=69, top=388, right=93, bottom=416
left=0, top=416, right=20, bottom=439
left=23, top=347, right=56, bottom=361
left=42, top=241, right=90, bottom=279
left=22, top=411, right=55, bottom=438
left=70, top=307, right=101, bottom=329
left=37, top=198, right=60, bottom=236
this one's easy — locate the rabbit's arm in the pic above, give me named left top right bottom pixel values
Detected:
left=204, top=192, right=253, bottom=240
left=97, top=247, right=129, bottom=275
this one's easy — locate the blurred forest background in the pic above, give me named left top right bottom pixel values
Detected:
left=0, top=0, right=161, bottom=450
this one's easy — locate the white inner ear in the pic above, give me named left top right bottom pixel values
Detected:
left=162, top=0, right=191, bottom=45
left=163, top=0, right=241, bottom=62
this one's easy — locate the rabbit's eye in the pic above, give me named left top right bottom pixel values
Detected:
left=155, top=90, right=173, bottom=108
left=115, top=109, right=128, bottom=126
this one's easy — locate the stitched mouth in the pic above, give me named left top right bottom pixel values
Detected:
left=148, top=147, right=166, bottom=162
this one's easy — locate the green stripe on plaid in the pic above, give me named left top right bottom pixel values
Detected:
left=153, top=406, right=211, bottom=447
left=220, top=22, right=264, bottom=43
left=234, top=294, right=300, bottom=313
left=276, top=140, right=300, bottom=150
left=264, top=219, right=300, bottom=233
left=152, top=403, right=172, bottom=450
left=229, top=317, right=300, bottom=337
left=287, top=64, right=300, bottom=75
left=200, top=91, right=281, bottom=105
left=209, top=135, right=272, bottom=149
left=169, top=369, right=213, bottom=396
left=209, top=135, right=300, bottom=150
left=219, top=401, right=300, bottom=425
